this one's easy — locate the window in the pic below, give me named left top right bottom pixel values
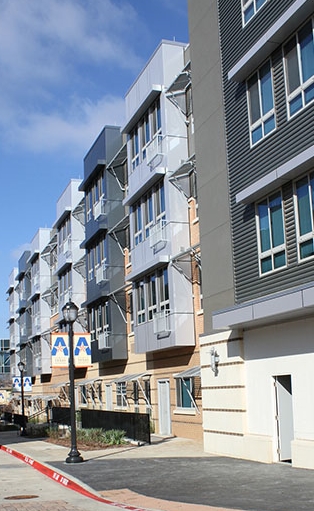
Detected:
left=247, top=60, right=276, bottom=145
left=128, top=97, right=162, bottom=171
left=58, top=216, right=71, bottom=254
left=87, top=248, right=95, bottom=281
left=156, top=181, right=166, bottom=226
left=148, top=274, right=157, bottom=320
left=176, top=377, right=194, bottom=408
left=152, top=98, right=161, bottom=136
left=284, top=19, right=314, bottom=118
left=136, top=281, right=146, bottom=324
left=116, top=382, right=127, bottom=407
left=134, top=267, right=169, bottom=326
left=133, top=381, right=139, bottom=407
left=133, top=201, right=143, bottom=246
left=88, top=302, right=110, bottom=341
left=59, top=269, right=72, bottom=305
left=80, top=385, right=88, bottom=405
left=256, top=191, right=286, bottom=274
left=295, top=172, right=314, bottom=260
left=131, top=128, right=139, bottom=170
left=144, top=191, right=154, bottom=238
left=131, top=180, right=166, bottom=247
left=141, top=113, right=150, bottom=160
left=242, top=0, right=267, bottom=25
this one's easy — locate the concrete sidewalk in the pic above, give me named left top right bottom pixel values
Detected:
left=0, top=430, right=231, bottom=511
left=1, top=430, right=314, bottom=511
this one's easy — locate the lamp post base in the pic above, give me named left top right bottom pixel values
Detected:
left=66, top=448, right=84, bottom=464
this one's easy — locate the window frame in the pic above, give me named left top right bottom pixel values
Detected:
left=176, top=377, right=194, bottom=409
left=116, top=382, right=127, bottom=408
left=247, top=59, right=276, bottom=147
left=256, top=190, right=287, bottom=276
left=283, top=18, right=314, bottom=119
left=242, top=0, right=267, bottom=26
left=294, top=172, right=314, bottom=262
left=134, top=267, right=170, bottom=326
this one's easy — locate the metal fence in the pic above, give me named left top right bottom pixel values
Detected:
left=51, top=407, right=150, bottom=444
left=81, top=409, right=151, bottom=444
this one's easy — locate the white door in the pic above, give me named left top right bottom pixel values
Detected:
left=274, top=375, right=294, bottom=462
left=158, top=379, right=171, bottom=435
left=105, top=384, right=113, bottom=411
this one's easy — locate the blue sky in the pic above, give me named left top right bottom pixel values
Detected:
left=0, top=0, right=188, bottom=338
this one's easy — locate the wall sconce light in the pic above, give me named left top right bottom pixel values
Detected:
left=210, top=347, right=220, bottom=376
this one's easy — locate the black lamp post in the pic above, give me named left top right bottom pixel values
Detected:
left=62, top=300, right=84, bottom=464
left=17, top=361, right=27, bottom=436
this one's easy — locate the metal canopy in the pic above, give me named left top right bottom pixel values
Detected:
left=50, top=381, right=69, bottom=389
left=113, top=372, right=151, bottom=384
left=113, top=372, right=152, bottom=410
left=174, top=366, right=201, bottom=379
left=41, top=231, right=58, bottom=266
left=77, top=377, right=103, bottom=407
left=166, top=64, right=191, bottom=95
left=72, top=198, right=85, bottom=226
left=174, top=366, right=201, bottom=414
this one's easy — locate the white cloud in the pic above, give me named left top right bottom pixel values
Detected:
left=0, top=0, right=143, bottom=156
left=10, top=94, right=126, bottom=155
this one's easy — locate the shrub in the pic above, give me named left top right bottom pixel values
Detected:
left=102, top=429, right=126, bottom=445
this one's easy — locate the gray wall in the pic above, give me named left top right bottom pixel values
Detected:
left=219, top=0, right=314, bottom=303
left=188, top=0, right=235, bottom=333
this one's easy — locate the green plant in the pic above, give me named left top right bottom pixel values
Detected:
left=46, top=426, right=60, bottom=440
left=102, top=429, right=126, bottom=445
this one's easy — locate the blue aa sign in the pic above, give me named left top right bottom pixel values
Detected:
left=12, top=376, right=32, bottom=392
left=74, top=334, right=91, bottom=368
left=51, top=334, right=69, bottom=367
left=51, top=333, right=91, bottom=368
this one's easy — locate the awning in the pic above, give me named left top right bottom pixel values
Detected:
left=77, top=377, right=102, bottom=386
left=174, top=366, right=201, bottom=379
left=77, top=377, right=103, bottom=406
left=113, top=372, right=151, bottom=384
left=113, top=372, right=152, bottom=410
left=50, top=381, right=69, bottom=389
left=173, top=366, right=201, bottom=414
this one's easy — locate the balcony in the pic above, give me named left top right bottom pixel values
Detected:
left=149, top=220, right=168, bottom=251
left=153, top=309, right=171, bottom=335
left=96, top=264, right=108, bottom=285
left=56, top=238, right=72, bottom=274
left=98, top=330, right=110, bottom=349
left=146, top=133, right=164, bottom=168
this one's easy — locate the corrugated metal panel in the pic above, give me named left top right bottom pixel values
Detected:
left=218, top=0, right=314, bottom=304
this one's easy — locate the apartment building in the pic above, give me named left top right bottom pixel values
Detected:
left=7, top=268, right=19, bottom=378
left=122, top=40, right=203, bottom=439
left=6, top=41, right=203, bottom=442
left=15, top=250, right=32, bottom=374
left=189, top=0, right=314, bottom=468
left=0, top=339, right=10, bottom=376
left=77, top=125, right=130, bottom=408
left=45, top=179, right=87, bottom=402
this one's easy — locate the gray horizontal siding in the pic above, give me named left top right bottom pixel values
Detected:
left=218, top=0, right=314, bottom=303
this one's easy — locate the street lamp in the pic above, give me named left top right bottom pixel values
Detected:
left=17, top=361, right=27, bottom=436
left=62, top=300, right=84, bottom=464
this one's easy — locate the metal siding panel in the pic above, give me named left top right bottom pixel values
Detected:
left=218, top=0, right=314, bottom=304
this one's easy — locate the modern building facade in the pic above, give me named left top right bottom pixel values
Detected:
left=7, top=268, right=19, bottom=378
left=122, top=40, right=203, bottom=439
left=6, top=40, right=203, bottom=442
left=189, top=0, right=314, bottom=468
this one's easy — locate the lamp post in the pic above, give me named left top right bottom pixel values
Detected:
left=17, top=361, right=27, bottom=436
left=62, top=300, right=84, bottom=464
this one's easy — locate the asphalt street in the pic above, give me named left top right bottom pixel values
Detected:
left=50, top=455, right=314, bottom=511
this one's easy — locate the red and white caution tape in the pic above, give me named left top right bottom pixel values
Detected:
left=0, top=443, right=148, bottom=511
